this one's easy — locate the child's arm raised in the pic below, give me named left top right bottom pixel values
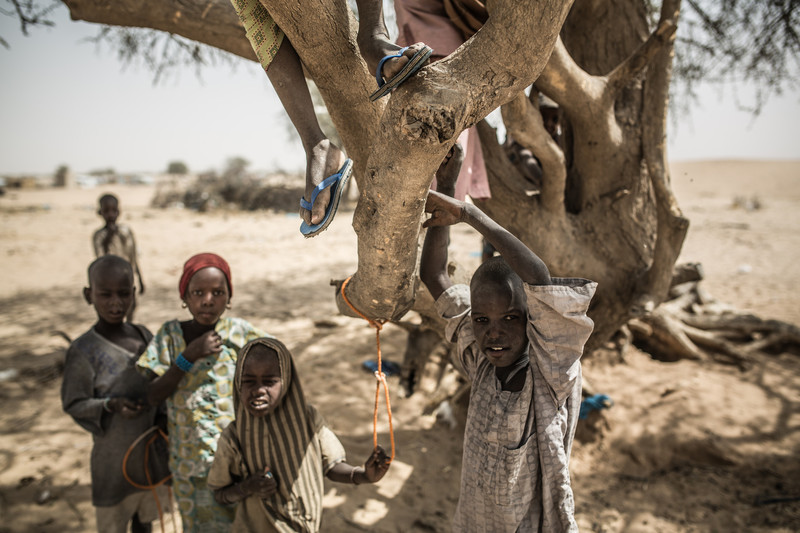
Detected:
left=419, top=145, right=463, bottom=300
left=423, top=191, right=551, bottom=286
left=145, top=330, right=222, bottom=405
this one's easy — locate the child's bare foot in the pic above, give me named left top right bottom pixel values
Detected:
left=435, top=143, right=464, bottom=195
left=302, top=140, right=346, bottom=225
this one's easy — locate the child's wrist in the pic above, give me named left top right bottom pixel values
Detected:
left=175, top=353, right=194, bottom=372
left=350, top=467, right=364, bottom=485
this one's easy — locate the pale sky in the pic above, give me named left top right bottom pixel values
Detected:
left=1, top=7, right=798, bottom=176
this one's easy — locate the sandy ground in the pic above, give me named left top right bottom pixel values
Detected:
left=0, top=160, right=798, bottom=532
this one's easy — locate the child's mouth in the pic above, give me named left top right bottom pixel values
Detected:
left=249, top=398, right=270, bottom=412
left=485, top=346, right=508, bottom=357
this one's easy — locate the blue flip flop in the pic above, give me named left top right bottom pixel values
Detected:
left=369, top=44, right=434, bottom=102
left=300, top=158, right=353, bottom=238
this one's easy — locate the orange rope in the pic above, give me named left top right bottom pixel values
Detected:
left=340, top=276, right=396, bottom=463
left=122, top=425, right=176, bottom=533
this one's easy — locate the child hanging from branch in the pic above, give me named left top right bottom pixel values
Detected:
left=419, top=154, right=597, bottom=531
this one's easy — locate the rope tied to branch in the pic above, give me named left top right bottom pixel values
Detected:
left=340, top=276, right=396, bottom=463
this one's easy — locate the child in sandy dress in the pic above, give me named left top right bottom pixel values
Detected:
left=136, top=252, right=269, bottom=532
left=419, top=158, right=596, bottom=531
left=62, top=255, right=170, bottom=533
left=208, top=337, right=391, bottom=532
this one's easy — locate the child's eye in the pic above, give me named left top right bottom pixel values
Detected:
left=473, top=316, right=487, bottom=323
left=504, top=315, right=519, bottom=321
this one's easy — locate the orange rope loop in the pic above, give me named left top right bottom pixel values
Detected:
left=340, top=276, right=396, bottom=463
left=122, top=425, right=176, bottom=533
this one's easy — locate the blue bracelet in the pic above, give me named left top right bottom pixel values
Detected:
left=175, top=353, right=194, bottom=372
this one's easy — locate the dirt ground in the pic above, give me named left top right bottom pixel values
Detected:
left=0, top=160, right=798, bottom=532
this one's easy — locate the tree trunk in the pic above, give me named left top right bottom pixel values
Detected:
left=60, top=0, right=687, bottom=350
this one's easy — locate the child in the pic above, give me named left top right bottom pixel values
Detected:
left=61, top=255, right=170, bottom=533
left=227, top=0, right=430, bottom=236
left=136, top=252, right=269, bottom=532
left=208, top=337, right=391, bottom=531
left=92, top=193, right=145, bottom=321
left=419, top=161, right=597, bottom=531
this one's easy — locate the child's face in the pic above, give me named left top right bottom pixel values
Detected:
left=98, top=199, right=119, bottom=225
left=470, top=280, right=528, bottom=368
left=240, top=347, right=282, bottom=417
left=184, top=267, right=230, bottom=326
left=84, top=266, right=134, bottom=324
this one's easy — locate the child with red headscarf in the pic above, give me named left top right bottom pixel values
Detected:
left=136, top=252, right=270, bottom=532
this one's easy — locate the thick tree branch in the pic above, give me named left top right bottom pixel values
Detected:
left=633, top=0, right=687, bottom=317
left=62, top=0, right=255, bottom=60
left=606, top=15, right=679, bottom=98
left=500, top=91, right=566, bottom=214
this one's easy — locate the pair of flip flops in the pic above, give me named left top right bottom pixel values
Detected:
left=300, top=158, right=353, bottom=238
left=300, top=46, right=431, bottom=236
left=370, top=44, right=434, bottom=101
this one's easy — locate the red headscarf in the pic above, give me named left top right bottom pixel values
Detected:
left=178, top=253, right=233, bottom=299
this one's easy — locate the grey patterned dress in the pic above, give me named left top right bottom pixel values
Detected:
left=436, top=279, right=596, bottom=532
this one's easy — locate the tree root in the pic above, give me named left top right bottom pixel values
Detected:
left=625, top=263, right=799, bottom=369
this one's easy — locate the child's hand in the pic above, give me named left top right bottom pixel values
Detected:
left=423, top=190, right=465, bottom=229
left=435, top=143, right=464, bottom=194
left=241, top=468, right=278, bottom=499
left=363, top=445, right=391, bottom=483
left=108, top=397, right=146, bottom=419
left=184, top=330, right=223, bottom=363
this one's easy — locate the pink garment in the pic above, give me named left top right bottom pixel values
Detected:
left=395, top=0, right=491, bottom=200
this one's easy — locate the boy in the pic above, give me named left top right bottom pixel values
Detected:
left=419, top=155, right=596, bottom=531
left=61, top=255, right=169, bottom=533
left=93, top=193, right=144, bottom=320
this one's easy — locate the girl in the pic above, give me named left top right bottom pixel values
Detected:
left=136, top=253, right=269, bottom=532
left=207, top=337, right=391, bottom=532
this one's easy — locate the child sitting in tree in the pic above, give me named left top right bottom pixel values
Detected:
left=228, top=0, right=431, bottom=236
left=419, top=155, right=597, bottom=531
left=92, top=193, right=145, bottom=321
left=208, top=336, right=391, bottom=531
left=61, top=255, right=170, bottom=533
left=136, top=252, right=269, bottom=532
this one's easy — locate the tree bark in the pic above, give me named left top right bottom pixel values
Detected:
left=59, top=0, right=691, bottom=351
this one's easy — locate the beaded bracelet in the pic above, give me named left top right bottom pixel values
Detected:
left=175, top=353, right=194, bottom=372
left=102, top=398, right=112, bottom=413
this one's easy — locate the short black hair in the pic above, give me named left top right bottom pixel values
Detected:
left=471, top=256, right=524, bottom=295
left=87, top=255, right=132, bottom=285
left=98, top=193, right=118, bottom=207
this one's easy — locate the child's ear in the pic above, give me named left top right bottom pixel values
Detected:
left=83, top=287, right=92, bottom=305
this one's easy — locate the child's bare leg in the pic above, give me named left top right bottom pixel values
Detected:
left=267, top=38, right=344, bottom=225
left=355, top=0, right=428, bottom=81
left=130, top=513, right=151, bottom=533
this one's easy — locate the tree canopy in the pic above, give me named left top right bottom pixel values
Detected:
left=3, top=0, right=798, bottom=354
